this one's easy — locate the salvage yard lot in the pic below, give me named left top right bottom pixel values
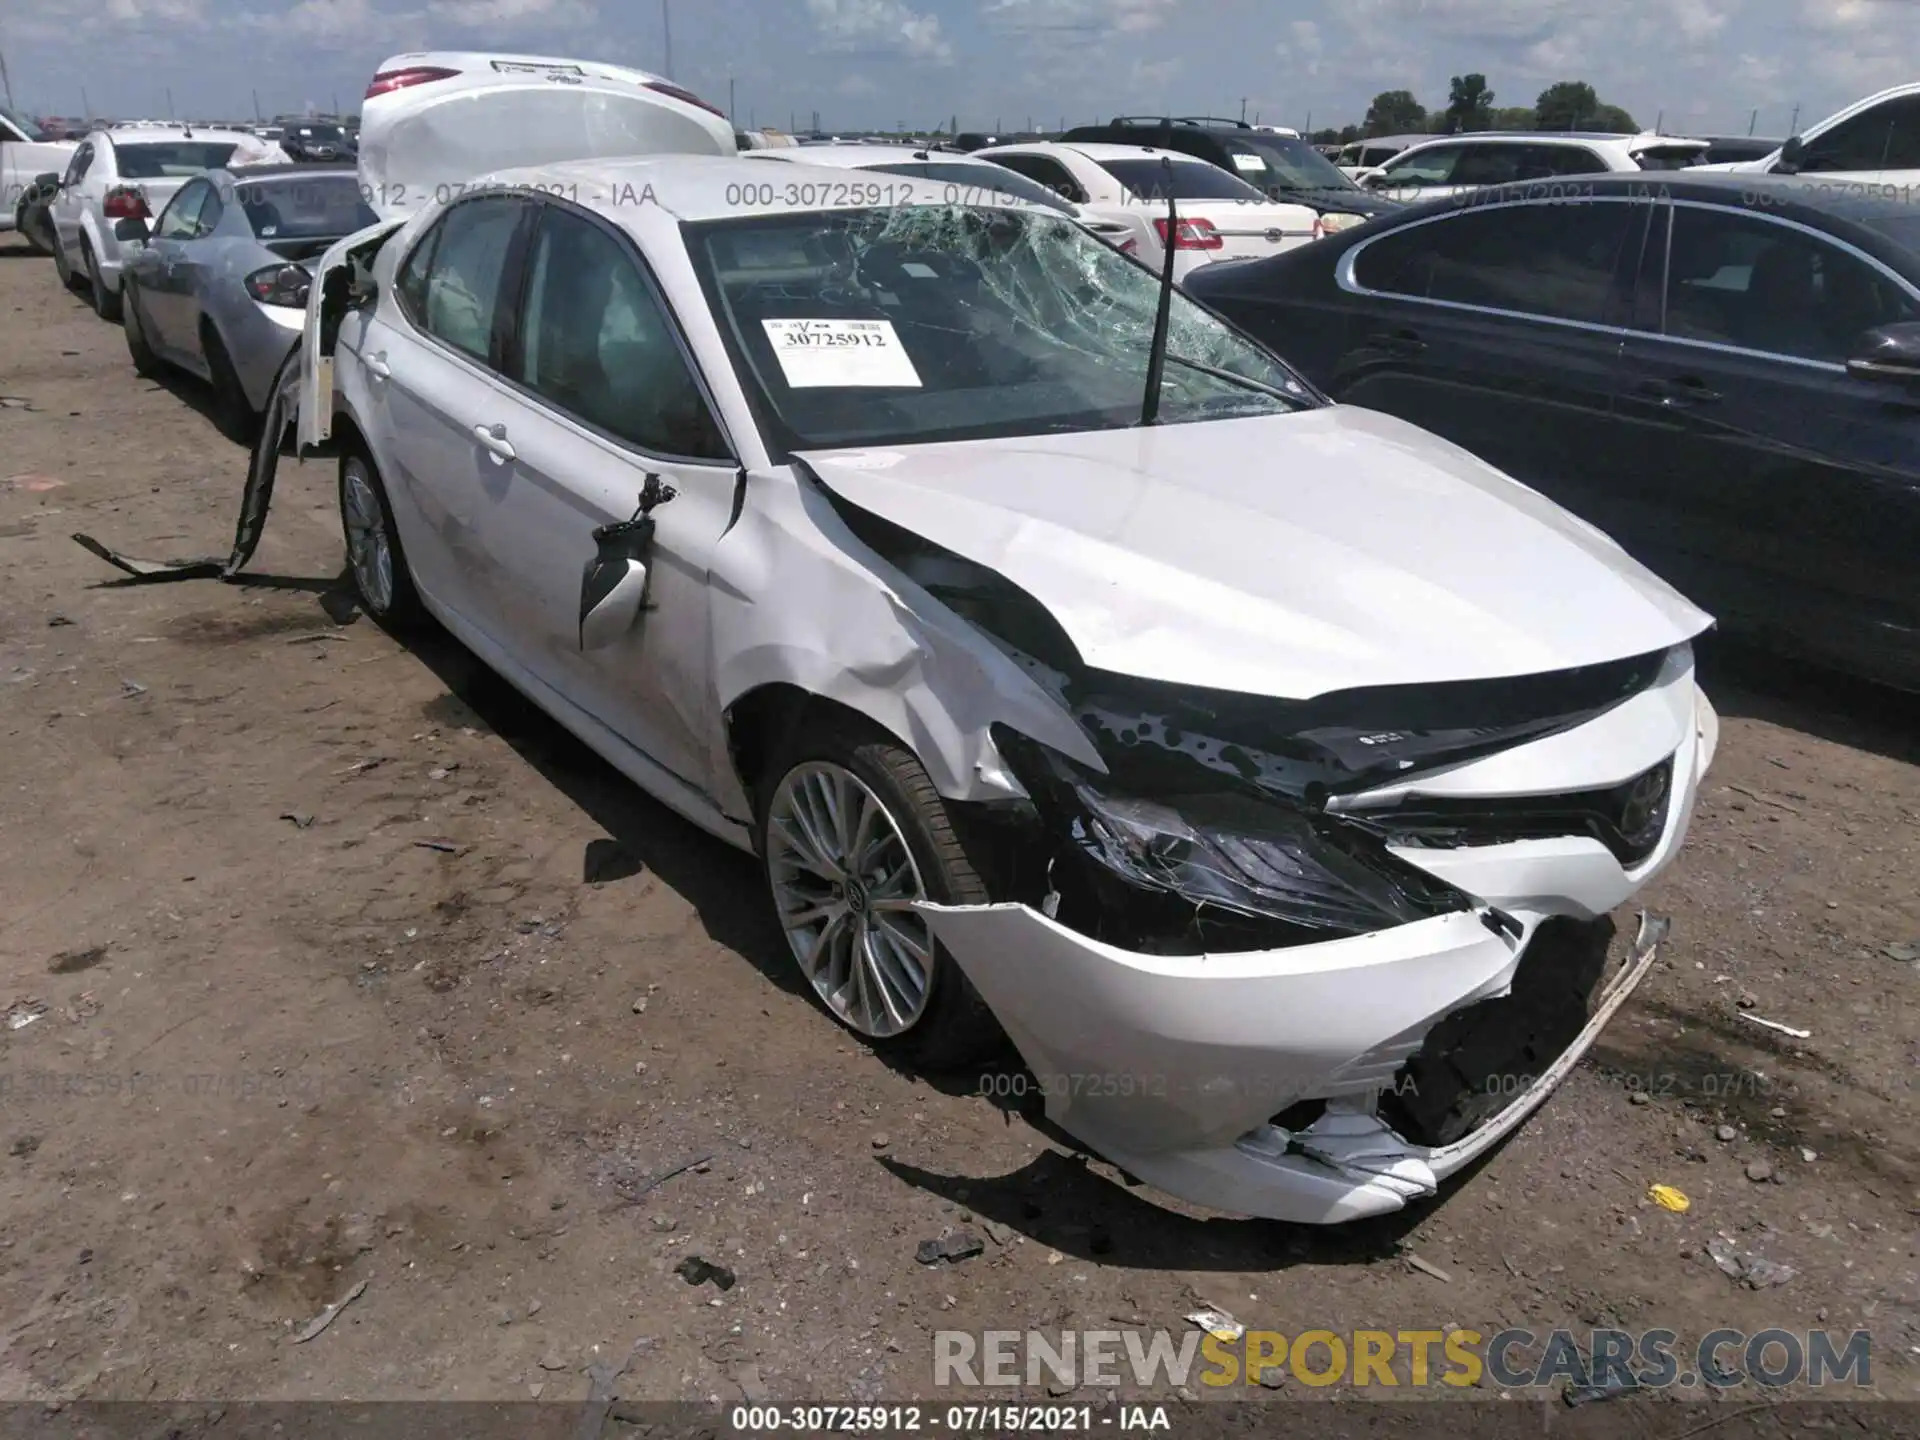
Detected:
left=0, top=230, right=1915, bottom=1407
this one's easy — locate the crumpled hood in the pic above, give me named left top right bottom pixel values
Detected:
left=800, top=406, right=1712, bottom=700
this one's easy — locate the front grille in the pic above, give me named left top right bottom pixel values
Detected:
left=1352, top=756, right=1675, bottom=867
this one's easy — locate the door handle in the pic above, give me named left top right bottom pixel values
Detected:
left=1369, top=327, right=1426, bottom=357
left=1635, top=376, right=1721, bottom=407
left=473, top=422, right=515, bottom=462
left=365, top=351, right=391, bottom=380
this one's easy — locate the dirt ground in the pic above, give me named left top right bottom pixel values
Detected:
left=0, top=231, right=1915, bottom=1417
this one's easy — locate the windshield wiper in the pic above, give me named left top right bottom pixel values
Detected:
left=1165, top=353, right=1298, bottom=404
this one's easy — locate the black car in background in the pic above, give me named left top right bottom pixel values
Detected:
left=1186, top=173, right=1920, bottom=690
left=281, top=122, right=352, bottom=162
left=1060, top=117, right=1402, bottom=226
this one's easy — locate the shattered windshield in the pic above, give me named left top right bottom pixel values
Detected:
left=687, top=204, right=1313, bottom=452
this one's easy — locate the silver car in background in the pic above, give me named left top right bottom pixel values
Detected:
left=117, top=164, right=377, bottom=438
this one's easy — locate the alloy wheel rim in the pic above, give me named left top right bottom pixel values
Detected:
left=341, top=460, right=394, bottom=613
left=765, top=760, right=936, bottom=1039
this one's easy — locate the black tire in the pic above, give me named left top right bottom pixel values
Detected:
left=83, top=239, right=121, bottom=321
left=337, top=444, right=425, bottom=628
left=122, top=279, right=161, bottom=377
left=202, top=325, right=257, bottom=443
left=755, top=716, right=1005, bottom=1071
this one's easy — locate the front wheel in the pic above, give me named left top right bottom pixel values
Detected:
left=757, top=721, right=1004, bottom=1070
left=338, top=448, right=424, bottom=628
left=83, top=239, right=121, bottom=322
left=122, top=279, right=161, bottom=376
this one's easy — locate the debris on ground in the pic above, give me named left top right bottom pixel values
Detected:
left=1628, top=1090, right=1651, bottom=1106
left=47, top=944, right=109, bottom=975
left=279, top=812, right=315, bottom=829
left=1405, top=1253, right=1453, bottom=1283
left=1884, top=942, right=1918, bottom=963
left=289, top=1276, right=369, bottom=1343
left=1739, top=1014, right=1811, bottom=1040
left=119, top=679, right=148, bottom=698
left=981, top=1219, right=1014, bottom=1246
left=537, top=1352, right=569, bottom=1372
left=674, top=1256, right=736, bottom=1291
left=1187, top=1309, right=1244, bottom=1341
left=611, top=1153, right=711, bottom=1208
left=870, top=1133, right=889, bottom=1149
left=1565, top=1373, right=1640, bottom=1406
left=413, top=839, right=461, bottom=854
left=1715, top=1125, right=1738, bottom=1142
left=1745, top=1159, right=1774, bottom=1182
left=915, top=1231, right=985, bottom=1266
left=6, top=1000, right=48, bottom=1031
left=1647, top=1184, right=1691, bottom=1213
left=9, top=1135, right=41, bottom=1158
left=1705, top=1237, right=1797, bottom=1289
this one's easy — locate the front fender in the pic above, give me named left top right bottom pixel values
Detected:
left=708, top=470, right=1103, bottom=818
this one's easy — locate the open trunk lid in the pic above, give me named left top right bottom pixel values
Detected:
left=356, top=50, right=737, bottom=220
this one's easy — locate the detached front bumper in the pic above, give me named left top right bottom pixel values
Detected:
left=921, top=677, right=1717, bottom=1224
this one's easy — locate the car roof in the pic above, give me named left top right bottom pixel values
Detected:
left=475, top=154, right=1050, bottom=223
left=741, top=142, right=970, bottom=169
left=1394, top=170, right=1920, bottom=229
left=994, top=140, right=1217, bottom=164
left=209, top=163, right=357, bottom=182
left=104, top=125, right=255, bottom=145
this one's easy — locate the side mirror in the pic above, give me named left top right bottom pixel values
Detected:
left=1774, top=135, right=1805, bottom=175
left=1846, top=323, right=1920, bottom=385
left=113, top=215, right=151, bottom=244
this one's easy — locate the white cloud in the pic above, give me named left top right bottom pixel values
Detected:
left=428, top=0, right=596, bottom=24
left=278, top=0, right=386, bottom=39
left=807, top=0, right=953, bottom=61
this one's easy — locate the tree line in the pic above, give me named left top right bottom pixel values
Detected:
left=1309, top=79, right=1639, bottom=144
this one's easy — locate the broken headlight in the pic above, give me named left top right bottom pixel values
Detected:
left=1068, top=781, right=1453, bottom=934
left=992, top=727, right=1470, bottom=950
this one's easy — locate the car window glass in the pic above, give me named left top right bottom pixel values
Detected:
left=114, top=142, right=240, bottom=178
left=1355, top=200, right=1635, bottom=323
left=419, top=196, right=522, bottom=362
left=1095, top=159, right=1268, bottom=201
left=194, top=186, right=224, bottom=236
left=515, top=208, right=728, bottom=460
left=1451, top=144, right=1522, bottom=187
left=1382, top=144, right=1461, bottom=187
left=64, top=143, right=93, bottom=186
left=1799, top=95, right=1920, bottom=173
left=1631, top=144, right=1705, bottom=172
left=989, top=154, right=1087, bottom=202
left=1662, top=205, right=1920, bottom=361
left=155, top=180, right=207, bottom=239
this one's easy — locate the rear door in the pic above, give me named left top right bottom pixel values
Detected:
left=1329, top=194, right=1653, bottom=528
left=1611, top=197, right=1920, bottom=677
left=362, top=193, right=535, bottom=630
left=168, top=180, right=226, bottom=353
left=479, top=202, right=740, bottom=787
left=1367, top=141, right=1466, bottom=203
left=51, top=140, right=94, bottom=259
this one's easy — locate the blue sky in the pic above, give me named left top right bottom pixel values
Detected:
left=4, top=0, right=1910, bottom=138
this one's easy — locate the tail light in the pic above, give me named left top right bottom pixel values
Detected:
left=103, top=186, right=149, bottom=220
left=1118, top=237, right=1140, bottom=255
left=366, top=65, right=460, bottom=98
left=644, top=80, right=727, bottom=119
left=246, top=262, right=311, bottom=308
left=1153, top=216, right=1222, bottom=251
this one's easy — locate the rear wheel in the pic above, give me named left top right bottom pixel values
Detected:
left=202, top=326, right=256, bottom=443
left=122, top=279, right=160, bottom=377
left=757, top=718, right=1004, bottom=1070
left=83, top=239, right=121, bottom=322
left=338, top=447, right=424, bottom=628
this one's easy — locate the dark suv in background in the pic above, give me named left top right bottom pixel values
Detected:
left=281, top=122, right=353, bottom=163
left=1060, top=116, right=1402, bottom=227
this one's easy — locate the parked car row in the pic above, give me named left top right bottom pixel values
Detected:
left=36, top=53, right=1913, bottom=1229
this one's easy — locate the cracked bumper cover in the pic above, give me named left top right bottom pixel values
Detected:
left=918, top=681, right=1715, bottom=1224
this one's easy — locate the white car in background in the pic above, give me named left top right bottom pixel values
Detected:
left=221, top=54, right=1722, bottom=1227
left=1359, top=131, right=1709, bottom=203
left=970, top=140, right=1324, bottom=279
left=49, top=124, right=251, bottom=319
left=1692, top=82, right=1920, bottom=190
left=1336, top=133, right=1424, bottom=180
left=2, top=105, right=78, bottom=249
left=739, top=141, right=1137, bottom=253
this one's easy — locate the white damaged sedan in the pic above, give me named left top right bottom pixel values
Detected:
left=298, top=151, right=1718, bottom=1224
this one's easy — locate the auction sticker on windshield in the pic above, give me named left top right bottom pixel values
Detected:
left=761, top=319, right=923, bottom=388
